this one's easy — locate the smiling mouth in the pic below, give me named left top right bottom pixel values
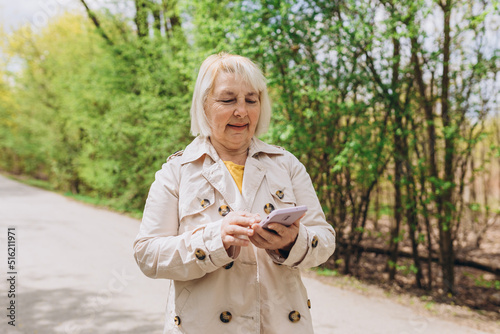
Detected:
left=228, top=124, right=248, bottom=129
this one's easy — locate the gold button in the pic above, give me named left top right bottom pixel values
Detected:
left=307, top=299, right=311, bottom=309
left=220, top=311, right=232, bottom=323
left=311, top=236, right=319, bottom=248
left=288, top=310, right=301, bottom=323
left=219, top=205, right=230, bottom=217
left=264, top=203, right=275, bottom=214
left=174, top=315, right=181, bottom=326
left=195, top=248, right=206, bottom=260
left=223, top=261, right=234, bottom=270
left=201, top=199, right=210, bottom=208
left=276, top=190, right=284, bottom=199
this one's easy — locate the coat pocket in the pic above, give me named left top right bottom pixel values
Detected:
left=266, top=174, right=297, bottom=207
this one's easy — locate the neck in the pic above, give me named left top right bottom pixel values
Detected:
left=209, top=138, right=249, bottom=165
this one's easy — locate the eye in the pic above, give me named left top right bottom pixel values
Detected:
left=246, top=99, right=258, bottom=104
left=218, top=99, right=236, bottom=104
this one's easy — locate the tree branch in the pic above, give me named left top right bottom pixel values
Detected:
left=337, top=242, right=500, bottom=275
left=79, top=0, right=113, bottom=46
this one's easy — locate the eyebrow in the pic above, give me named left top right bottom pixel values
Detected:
left=217, top=90, right=258, bottom=97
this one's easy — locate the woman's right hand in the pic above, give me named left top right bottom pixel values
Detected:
left=221, top=211, right=260, bottom=250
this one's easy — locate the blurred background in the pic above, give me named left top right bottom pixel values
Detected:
left=0, top=0, right=499, bottom=318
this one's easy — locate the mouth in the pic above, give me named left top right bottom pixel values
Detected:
left=227, top=123, right=249, bottom=130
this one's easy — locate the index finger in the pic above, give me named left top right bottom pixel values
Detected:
left=293, top=213, right=306, bottom=226
left=227, top=214, right=257, bottom=227
left=240, top=211, right=261, bottom=220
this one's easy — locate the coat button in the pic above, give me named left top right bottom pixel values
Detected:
left=219, top=205, right=231, bottom=217
left=288, top=310, right=301, bottom=323
left=264, top=203, right=275, bottom=214
left=276, top=190, right=284, bottom=199
left=223, top=261, right=234, bottom=270
left=174, top=315, right=181, bottom=326
left=307, top=299, right=311, bottom=309
left=201, top=199, right=210, bottom=208
left=220, top=311, right=232, bottom=323
left=311, top=236, right=319, bottom=248
left=195, top=248, right=206, bottom=260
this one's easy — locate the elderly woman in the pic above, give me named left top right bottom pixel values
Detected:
left=133, top=53, right=336, bottom=334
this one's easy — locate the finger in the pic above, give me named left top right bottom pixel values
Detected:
left=251, top=213, right=262, bottom=223
left=237, top=211, right=261, bottom=220
left=249, top=233, right=269, bottom=248
left=235, top=211, right=252, bottom=217
left=293, top=213, right=306, bottom=226
left=235, top=211, right=261, bottom=221
left=253, top=225, right=279, bottom=244
left=266, top=223, right=287, bottom=236
left=225, top=225, right=254, bottom=237
left=224, top=235, right=250, bottom=247
left=227, top=215, right=257, bottom=227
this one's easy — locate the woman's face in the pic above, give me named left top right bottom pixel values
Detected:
left=205, top=72, right=261, bottom=154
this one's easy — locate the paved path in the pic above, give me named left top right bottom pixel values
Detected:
left=0, top=175, right=490, bottom=334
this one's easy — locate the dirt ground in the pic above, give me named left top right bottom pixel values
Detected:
left=316, top=215, right=500, bottom=333
left=303, top=269, right=500, bottom=334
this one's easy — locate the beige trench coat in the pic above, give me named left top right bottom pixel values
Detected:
left=133, top=136, right=336, bottom=334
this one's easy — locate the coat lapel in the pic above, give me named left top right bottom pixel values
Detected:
left=242, top=156, right=266, bottom=211
left=202, top=158, right=241, bottom=212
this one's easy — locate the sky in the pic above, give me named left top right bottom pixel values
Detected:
left=0, top=0, right=135, bottom=34
left=0, top=0, right=113, bottom=72
left=0, top=0, right=86, bottom=33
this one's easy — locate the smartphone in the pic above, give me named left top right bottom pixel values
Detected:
left=259, top=205, right=308, bottom=229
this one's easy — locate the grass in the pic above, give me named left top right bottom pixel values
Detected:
left=2, top=172, right=143, bottom=219
left=313, top=267, right=338, bottom=277
left=308, top=267, right=370, bottom=294
left=63, top=192, right=144, bottom=219
left=14, top=175, right=56, bottom=191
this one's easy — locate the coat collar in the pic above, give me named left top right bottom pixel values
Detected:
left=180, top=136, right=284, bottom=165
left=180, top=136, right=285, bottom=212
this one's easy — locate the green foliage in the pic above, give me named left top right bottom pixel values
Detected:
left=312, top=267, right=338, bottom=277
left=464, top=272, right=500, bottom=290
left=0, top=12, right=192, bottom=211
left=0, top=0, right=498, bottom=295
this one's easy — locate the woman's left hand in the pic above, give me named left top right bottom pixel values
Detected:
left=249, top=215, right=303, bottom=251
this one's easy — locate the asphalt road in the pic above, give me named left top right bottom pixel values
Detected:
left=0, top=175, right=490, bottom=334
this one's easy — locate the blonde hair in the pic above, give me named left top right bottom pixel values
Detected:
left=190, top=52, right=271, bottom=137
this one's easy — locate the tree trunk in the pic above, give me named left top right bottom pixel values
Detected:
left=389, top=159, right=402, bottom=280
left=405, top=175, right=423, bottom=288
left=388, top=36, right=403, bottom=282
left=438, top=0, right=455, bottom=294
left=135, top=0, right=149, bottom=38
left=152, top=4, right=162, bottom=38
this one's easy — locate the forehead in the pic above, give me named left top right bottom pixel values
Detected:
left=212, top=72, right=258, bottom=95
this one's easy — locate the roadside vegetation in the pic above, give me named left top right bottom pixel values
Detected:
left=1, top=0, right=498, bottom=315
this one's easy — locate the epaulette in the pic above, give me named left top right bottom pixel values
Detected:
left=272, top=145, right=286, bottom=151
left=166, top=150, right=184, bottom=162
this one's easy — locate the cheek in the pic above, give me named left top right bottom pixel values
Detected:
left=207, top=105, right=230, bottom=126
left=250, top=107, right=261, bottom=123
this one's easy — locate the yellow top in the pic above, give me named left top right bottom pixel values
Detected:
left=223, top=160, right=244, bottom=193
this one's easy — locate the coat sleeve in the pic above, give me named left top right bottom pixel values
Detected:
left=133, top=160, right=236, bottom=281
left=266, top=152, right=336, bottom=268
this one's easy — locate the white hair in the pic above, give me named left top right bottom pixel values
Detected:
left=190, top=52, right=272, bottom=137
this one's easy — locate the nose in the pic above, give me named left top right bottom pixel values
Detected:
left=233, top=98, right=248, bottom=118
